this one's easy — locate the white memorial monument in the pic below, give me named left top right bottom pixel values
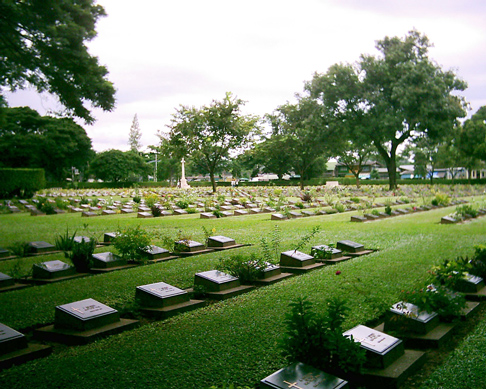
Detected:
left=179, top=158, right=190, bottom=189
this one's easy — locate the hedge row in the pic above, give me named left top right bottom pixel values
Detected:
left=44, top=177, right=486, bottom=190
left=0, top=168, right=45, bottom=199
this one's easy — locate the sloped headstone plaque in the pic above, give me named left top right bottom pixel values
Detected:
left=55, top=298, right=120, bottom=331
left=343, top=324, right=403, bottom=369
left=28, top=241, right=55, bottom=254
left=32, top=260, right=76, bottom=279
left=385, top=302, right=439, bottom=334
left=194, top=270, right=240, bottom=292
left=207, top=236, right=236, bottom=248
left=174, top=240, right=205, bottom=253
left=336, top=240, right=364, bottom=253
left=311, top=245, right=343, bottom=260
left=0, top=272, right=15, bottom=288
left=0, top=323, right=28, bottom=355
left=280, top=250, right=315, bottom=267
left=260, top=362, right=348, bottom=389
left=92, top=252, right=126, bottom=269
left=136, top=282, right=189, bottom=308
left=143, top=245, right=172, bottom=261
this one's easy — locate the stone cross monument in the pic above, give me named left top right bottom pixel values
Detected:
left=179, top=157, right=190, bottom=189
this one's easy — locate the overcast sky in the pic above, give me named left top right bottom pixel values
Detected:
left=6, top=0, right=486, bottom=152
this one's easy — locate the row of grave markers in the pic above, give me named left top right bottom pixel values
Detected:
left=0, top=239, right=374, bottom=371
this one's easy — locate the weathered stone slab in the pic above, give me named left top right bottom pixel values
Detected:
left=136, top=282, right=189, bottom=308
left=271, top=213, right=287, bottom=221
left=343, top=325, right=403, bottom=369
left=194, top=270, right=240, bottom=292
left=200, top=212, right=217, bottom=219
left=28, top=241, right=56, bottom=254
left=384, top=302, right=439, bottom=334
left=32, top=260, right=76, bottom=280
left=92, top=252, right=126, bottom=269
left=260, top=362, right=349, bottom=389
left=336, top=240, right=365, bottom=253
left=280, top=250, right=315, bottom=267
left=207, top=235, right=236, bottom=248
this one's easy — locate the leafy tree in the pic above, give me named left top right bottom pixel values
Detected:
left=267, top=97, right=331, bottom=189
left=89, top=149, right=150, bottom=182
left=457, top=106, right=486, bottom=178
left=128, top=114, right=142, bottom=152
left=306, top=30, right=467, bottom=189
left=167, top=92, right=260, bottom=192
left=0, top=106, right=93, bottom=180
left=251, top=134, right=294, bottom=179
left=0, top=0, right=115, bottom=123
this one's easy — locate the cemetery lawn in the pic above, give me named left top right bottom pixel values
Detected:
left=0, top=201, right=485, bottom=388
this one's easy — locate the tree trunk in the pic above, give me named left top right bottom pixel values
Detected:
left=386, top=156, right=397, bottom=190
left=209, top=170, right=217, bottom=193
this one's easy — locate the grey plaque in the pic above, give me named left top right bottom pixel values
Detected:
left=194, top=270, right=240, bottom=292
left=174, top=240, right=205, bottom=252
left=136, top=282, right=189, bottom=308
left=0, top=322, right=28, bottom=355
left=33, top=260, right=76, bottom=279
left=344, top=325, right=400, bottom=355
left=92, top=252, right=126, bottom=269
left=55, top=298, right=119, bottom=331
left=390, top=302, right=438, bottom=323
left=0, top=272, right=15, bottom=288
left=280, top=250, right=315, bottom=267
left=207, top=235, right=236, bottom=248
left=261, top=362, right=348, bottom=389
left=28, top=241, right=55, bottom=254
left=336, top=240, right=364, bottom=253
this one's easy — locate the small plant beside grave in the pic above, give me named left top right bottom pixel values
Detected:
left=280, top=297, right=366, bottom=375
left=55, top=228, right=77, bottom=254
left=400, top=284, right=466, bottom=321
left=7, top=241, right=30, bottom=257
left=36, top=196, right=56, bottom=214
left=69, top=238, right=96, bottom=273
left=311, top=244, right=336, bottom=260
left=454, top=204, right=478, bottom=218
left=469, top=245, right=486, bottom=278
left=431, top=192, right=450, bottom=206
left=113, top=225, right=152, bottom=262
left=151, top=205, right=162, bottom=217
left=429, top=256, right=472, bottom=289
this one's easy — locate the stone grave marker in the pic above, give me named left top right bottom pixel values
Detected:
left=280, top=250, right=315, bottom=267
left=194, top=270, right=239, bottom=292
left=351, top=215, right=367, bottom=222
left=455, top=273, right=485, bottom=293
left=81, top=211, right=98, bottom=217
left=336, top=240, right=365, bottom=253
left=260, top=362, right=349, bottom=389
left=32, top=260, right=77, bottom=280
left=136, top=282, right=189, bottom=308
left=207, top=235, right=237, bottom=249
left=385, top=302, right=439, bottom=334
left=279, top=250, right=324, bottom=274
left=73, top=236, right=91, bottom=244
left=27, top=241, right=56, bottom=254
left=0, top=248, right=10, bottom=259
left=0, top=322, right=28, bottom=355
left=271, top=213, right=287, bottom=221
left=0, top=272, right=15, bottom=288
left=441, top=216, right=458, bottom=224
left=142, top=245, right=177, bottom=262
left=174, top=240, right=206, bottom=253
left=54, top=298, right=120, bottom=331
left=92, top=252, right=127, bottom=269
left=234, top=209, right=249, bottom=216
left=137, top=212, right=153, bottom=218
left=343, top=324, right=404, bottom=369
left=103, top=232, right=118, bottom=244
left=200, top=212, right=217, bottom=219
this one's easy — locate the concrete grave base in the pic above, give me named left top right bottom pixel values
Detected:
left=251, top=272, right=294, bottom=286
left=34, top=319, right=139, bottom=345
left=0, top=343, right=52, bottom=371
left=361, top=349, right=426, bottom=389
left=140, top=299, right=206, bottom=319
left=279, top=262, right=325, bottom=275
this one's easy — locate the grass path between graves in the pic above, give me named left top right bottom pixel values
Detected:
left=0, top=204, right=485, bottom=388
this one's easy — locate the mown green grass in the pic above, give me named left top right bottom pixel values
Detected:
left=0, top=197, right=485, bottom=388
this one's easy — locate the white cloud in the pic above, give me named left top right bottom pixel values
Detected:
left=5, top=0, right=486, bottom=151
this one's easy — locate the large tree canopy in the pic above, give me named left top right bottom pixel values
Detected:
left=458, top=106, right=486, bottom=169
left=307, top=30, right=467, bottom=189
left=267, top=97, right=332, bottom=189
left=167, top=92, right=260, bottom=192
left=0, top=0, right=116, bottom=123
left=89, top=149, right=150, bottom=182
left=0, top=106, right=93, bottom=180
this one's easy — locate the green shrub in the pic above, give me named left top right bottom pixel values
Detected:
left=113, top=225, right=152, bottom=261
left=8, top=241, right=30, bottom=257
left=175, top=199, right=189, bottom=209
left=217, top=254, right=264, bottom=284
left=311, top=244, right=336, bottom=260
left=280, top=297, right=366, bottom=374
left=429, top=257, right=472, bottom=289
left=151, top=205, right=162, bottom=217
left=55, top=228, right=77, bottom=253
left=145, top=194, right=159, bottom=208
left=36, top=196, right=56, bottom=214
left=69, top=237, right=96, bottom=272
left=455, top=204, right=477, bottom=218
left=0, top=168, right=45, bottom=199
left=400, top=284, right=466, bottom=321
left=469, top=245, right=486, bottom=279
